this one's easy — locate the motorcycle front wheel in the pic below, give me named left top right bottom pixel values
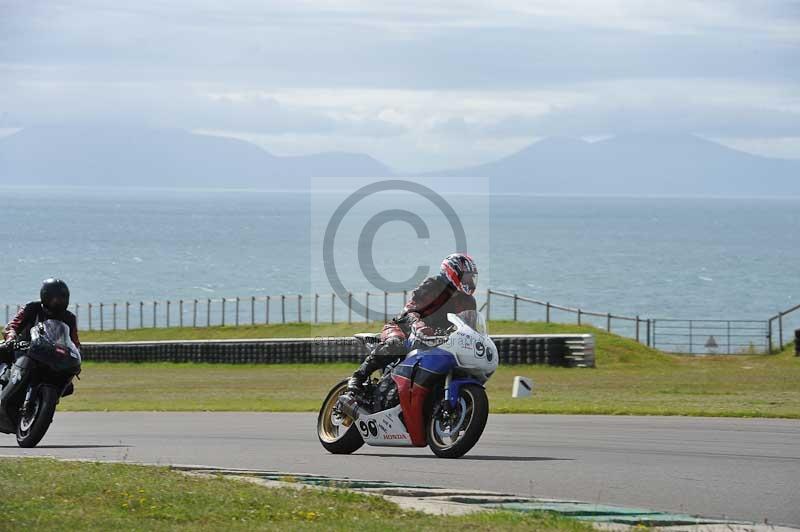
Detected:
left=317, top=379, right=364, bottom=454
left=427, top=383, right=488, bottom=458
left=17, top=386, right=59, bottom=448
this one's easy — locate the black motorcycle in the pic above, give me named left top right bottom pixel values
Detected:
left=0, top=320, right=81, bottom=447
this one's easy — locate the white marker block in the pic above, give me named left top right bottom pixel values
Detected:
left=512, top=376, right=533, bottom=398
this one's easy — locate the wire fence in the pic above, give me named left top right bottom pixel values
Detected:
left=485, top=289, right=797, bottom=355
left=3, top=288, right=798, bottom=355
left=768, top=303, right=800, bottom=353
left=486, top=290, right=653, bottom=346
left=3, top=291, right=417, bottom=333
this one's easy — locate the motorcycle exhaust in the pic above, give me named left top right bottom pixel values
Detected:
left=336, top=394, right=369, bottom=420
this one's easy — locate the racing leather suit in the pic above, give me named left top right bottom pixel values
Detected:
left=349, top=275, right=476, bottom=388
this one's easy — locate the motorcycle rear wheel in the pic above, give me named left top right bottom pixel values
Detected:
left=427, top=384, right=488, bottom=458
left=16, top=386, right=58, bottom=448
left=317, top=379, right=364, bottom=454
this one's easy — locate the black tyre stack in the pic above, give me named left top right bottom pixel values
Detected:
left=81, top=335, right=593, bottom=366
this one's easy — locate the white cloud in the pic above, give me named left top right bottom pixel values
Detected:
left=1, top=0, right=798, bottom=166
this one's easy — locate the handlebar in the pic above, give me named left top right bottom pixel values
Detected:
left=412, top=324, right=457, bottom=347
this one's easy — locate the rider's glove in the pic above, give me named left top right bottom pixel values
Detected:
left=383, top=335, right=405, bottom=356
left=411, top=319, right=434, bottom=338
left=0, top=339, right=14, bottom=355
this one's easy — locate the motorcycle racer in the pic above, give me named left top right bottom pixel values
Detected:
left=346, top=253, right=478, bottom=394
left=1, top=279, right=80, bottom=366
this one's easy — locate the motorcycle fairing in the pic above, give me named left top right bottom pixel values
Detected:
left=391, top=375, right=429, bottom=446
left=352, top=405, right=413, bottom=447
left=0, top=356, right=33, bottom=433
left=390, top=348, right=457, bottom=446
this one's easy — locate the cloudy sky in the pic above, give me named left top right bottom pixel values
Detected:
left=1, top=0, right=799, bottom=171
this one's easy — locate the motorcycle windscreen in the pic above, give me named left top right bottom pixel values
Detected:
left=29, top=319, right=82, bottom=370
left=449, top=309, right=488, bottom=335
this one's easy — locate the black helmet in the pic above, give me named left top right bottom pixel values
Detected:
left=40, top=278, right=70, bottom=315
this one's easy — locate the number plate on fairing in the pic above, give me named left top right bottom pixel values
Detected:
left=356, top=406, right=413, bottom=447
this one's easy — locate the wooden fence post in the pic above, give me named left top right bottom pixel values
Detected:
left=635, top=315, right=640, bottom=343
left=652, top=319, right=657, bottom=348
left=727, top=321, right=731, bottom=355
left=513, top=294, right=518, bottom=321
left=606, top=312, right=611, bottom=332
left=297, top=295, right=302, bottom=323
left=767, top=318, right=773, bottom=353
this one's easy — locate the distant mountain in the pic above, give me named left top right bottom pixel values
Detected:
left=428, top=133, right=800, bottom=196
left=1, top=126, right=798, bottom=195
left=0, top=125, right=393, bottom=188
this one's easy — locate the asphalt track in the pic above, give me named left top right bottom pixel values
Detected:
left=1, top=413, right=797, bottom=526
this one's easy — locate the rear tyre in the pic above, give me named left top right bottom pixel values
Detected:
left=317, top=379, right=364, bottom=454
left=17, top=386, right=58, bottom=448
left=427, top=384, right=488, bottom=458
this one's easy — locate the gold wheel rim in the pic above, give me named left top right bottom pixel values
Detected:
left=319, top=383, right=352, bottom=443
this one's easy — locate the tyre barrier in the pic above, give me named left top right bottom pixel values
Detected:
left=80, top=334, right=595, bottom=367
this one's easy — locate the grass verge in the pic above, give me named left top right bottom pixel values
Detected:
left=0, top=458, right=590, bottom=531
left=62, top=322, right=800, bottom=418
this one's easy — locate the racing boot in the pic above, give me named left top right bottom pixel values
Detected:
left=346, top=355, right=382, bottom=395
left=346, top=337, right=405, bottom=395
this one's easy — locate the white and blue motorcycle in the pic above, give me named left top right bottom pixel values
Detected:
left=318, top=309, right=498, bottom=458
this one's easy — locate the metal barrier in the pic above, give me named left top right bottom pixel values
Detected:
left=4, top=288, right=797, bottom=355
left=2, top=291, right=415, bottom=333
left=80, top=334, right=595, bottom=367
left=768, top=303, right=800, bottom=352
left=650, top=319, right=769, bottom=354
left=486, top=289, right=651, bottom=346
left=484, top=289, right=790, bottom=355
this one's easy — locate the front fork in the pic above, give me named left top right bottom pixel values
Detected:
left=437, top=372, right=454, bottom=420
left=21, top=385, right=36, bottom=418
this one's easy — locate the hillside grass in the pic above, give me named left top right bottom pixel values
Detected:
left=0, top=458, right=589, bottom=531
left=62, top=322, right=800, bottom=418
